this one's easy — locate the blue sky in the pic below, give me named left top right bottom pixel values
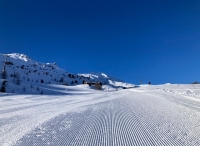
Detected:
left=0, top=0, right=200, bottom=84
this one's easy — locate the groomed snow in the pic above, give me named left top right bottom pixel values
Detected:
left=1, top=84, right=200, bottom=146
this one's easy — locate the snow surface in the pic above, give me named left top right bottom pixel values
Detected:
left=1, top=84, right=200, bottom=146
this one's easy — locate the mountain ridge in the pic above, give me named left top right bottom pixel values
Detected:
left=0, top=53, right=134, bottom=94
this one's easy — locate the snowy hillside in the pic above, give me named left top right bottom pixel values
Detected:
left=0, top=53, right=134, bottom=94
left=1, top=84, right=200, bottom=146
left=3, top=53, right=200, bottom=146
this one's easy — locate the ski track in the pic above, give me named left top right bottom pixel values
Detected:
left=1, top=86, right=200, bottom=145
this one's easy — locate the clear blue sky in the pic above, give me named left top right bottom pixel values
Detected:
left=0, top=0, right=200, bottom=84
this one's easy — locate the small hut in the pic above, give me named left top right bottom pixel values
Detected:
left=84, top=82, right=102, bottom=90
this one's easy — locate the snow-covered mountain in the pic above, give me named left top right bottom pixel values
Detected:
left=0, top=53, right=134, bottom=94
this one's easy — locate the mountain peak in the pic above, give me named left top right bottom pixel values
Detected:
left=7, top=53, right=32, bottom=62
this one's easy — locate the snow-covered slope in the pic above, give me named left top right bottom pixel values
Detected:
left=1, top=84, right=200, bottom=146
left=0, top=53, right=134, bottom=94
